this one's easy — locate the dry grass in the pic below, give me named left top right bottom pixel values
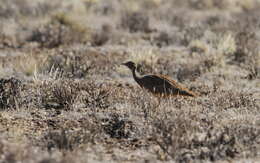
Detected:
left=0, top=0, right=259, bottom=162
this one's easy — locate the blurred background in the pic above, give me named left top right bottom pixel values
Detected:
left=0, top=0, right=259, bottom=81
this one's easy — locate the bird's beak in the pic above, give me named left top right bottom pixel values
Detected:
left=121, top=62, right=126, bottom=66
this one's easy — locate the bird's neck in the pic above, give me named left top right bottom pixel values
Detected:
left=132, top=68, right=141, bottom=81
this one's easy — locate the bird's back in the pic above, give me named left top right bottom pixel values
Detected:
left=136, top=74, right=197, bottom=97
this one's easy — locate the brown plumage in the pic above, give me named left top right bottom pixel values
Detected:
left=122, top=61, right=197, bottom=97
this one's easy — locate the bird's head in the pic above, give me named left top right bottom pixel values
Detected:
left=121, top=61, right=137, bottom=71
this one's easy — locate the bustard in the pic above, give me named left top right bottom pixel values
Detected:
left=122, top=61, right=197, bottom=97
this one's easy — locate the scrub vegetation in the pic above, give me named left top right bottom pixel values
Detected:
left=0, top=0, right=259, bottom=162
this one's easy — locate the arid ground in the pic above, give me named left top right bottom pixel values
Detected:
left=0, top=0, right=259, bottom=162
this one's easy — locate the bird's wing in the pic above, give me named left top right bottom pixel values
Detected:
left=139, top=75, right=181, bottom=93
left=158, top=75, right=198, bottom=96
left=155, top=75, right=184, bottom=89
left=141, top=75, right=173, bottom=86
left=141, top=74, right=197, bottom=96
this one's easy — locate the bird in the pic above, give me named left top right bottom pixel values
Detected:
left=121, top=61, right=197, bottom=97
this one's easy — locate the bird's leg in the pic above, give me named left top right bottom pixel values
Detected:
left=154, top=96, right=162, bottom=109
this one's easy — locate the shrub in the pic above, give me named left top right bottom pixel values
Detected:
left=0, top=77, right=22, bottom=109
left=121, top=11, right=151, bottom=33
